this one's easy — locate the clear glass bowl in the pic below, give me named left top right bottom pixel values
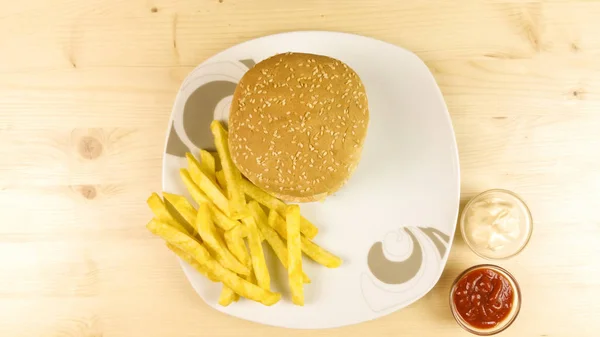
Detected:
left=459, top=189, right=533, bottom=259
left=449, top=264, right=522, bottom=336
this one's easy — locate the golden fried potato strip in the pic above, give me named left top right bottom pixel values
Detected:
left=180, top=169, right=239, bottom=231
left=247, top=201, right=310, bottom=283
left=240, top=179, right=318, bottom=238
left=218, top=285, right=239, bottom=306
left=146, top=193, right=194, bottom=235
left=186, top=152, right=231, bottom=217
left=268, top=210, right=342, bottom=268
left=210, top=121, right=248, bottom=219
left=241, top=215, right=270, bottom=290
left=286, top=205, right=304, bottom=305
left=146, top=220, right=280, bottom=306
left=166, top=243, right=218, bottom=282
left=163, top=193, right=249, bottom=275
left=216, top=170, right=227, bottom=195
left=195, top=203, right=249, bottom=276
left=199, top=150, right=216, bottom=178
left=224, top=226, right=251, bottom=269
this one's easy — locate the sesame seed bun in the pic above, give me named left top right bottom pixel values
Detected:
left=228, top=52, right=369, bottom=202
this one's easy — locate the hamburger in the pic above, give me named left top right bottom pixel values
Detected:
left=228, top=52, right=369, bottom=202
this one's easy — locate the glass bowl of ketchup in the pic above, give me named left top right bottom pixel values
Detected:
left=450, top=264, right=521, bottom=335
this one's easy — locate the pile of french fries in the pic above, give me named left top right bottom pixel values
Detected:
left=146, top=121, right=342, bottom=306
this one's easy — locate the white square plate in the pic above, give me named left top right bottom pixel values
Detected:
left=162, top=31, right=460, bottom=329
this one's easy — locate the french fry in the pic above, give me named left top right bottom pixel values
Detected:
left=240, top=179, right=318, bottom=239
left=241, top=261, right=257, bottom=298
left=210, top=151, right=221, bottom=171
left=215, top=170, right=228, bottom=196
left=265, top=212, right=279, bottom=231
left=164, top=193, right=248, bottom=275
left=249, top=201, right=311, bottom=284
left=180, top=169, right=239, bottom=231
left=199, top=150, right=216, bottom=177
left=300, top=236, right=342, bottom=268
left=147, top=193, right=194, bottom=235
left=286, top=205, right=304, bottom=305
left=147, top=193, right=171, bottom=220
left=195, top=203, right=249, bottom=276
left=245, top=266, right=257, bottom=284
left=268, top=210, right=342, bottom=268
left=241, top=215, right=270, bottom=290
left=210, top=121, right=248, bottom=219
left=241, top=179, right=285, bottom=211
left=174, top=219, right=238, bottom=306
left=233, top=225, right=266, bottom=243
left=233, top=225, right=265, bottom=242
left=268, top=210, right=295, bottom=239
left=186, top=152, right=231, bottom=217
left=162, top=193, right=197, bottom=226
left=146, top=119, right=348, bottom=307
left=173, top=238, right=238, bottom=305
left=227, top=228, right=257, bottom=287
left=244, top=202, right=267, bottom=241
left=166, top=243, right=218, bottom=282
left=146, top=220, right=281, bottom=306
left=218, top=285, right=239, bottom=306
left=224, top=225, right=244, bottom=243
left=247, top=201, right=269, bottom=227
left=224, top=226, right=251, bottom=269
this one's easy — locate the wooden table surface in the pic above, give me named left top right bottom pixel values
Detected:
left=1, top=1, right=599, bottom=336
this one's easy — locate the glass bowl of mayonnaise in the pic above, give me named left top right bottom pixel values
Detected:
left=459, top=189, right=532, bottom=259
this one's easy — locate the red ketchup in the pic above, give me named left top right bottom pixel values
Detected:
left=452, top=267, right=514, bottom=329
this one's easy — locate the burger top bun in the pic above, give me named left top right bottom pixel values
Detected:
left=228, top=52, right=369, bottom=202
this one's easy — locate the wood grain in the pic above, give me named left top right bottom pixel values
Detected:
left=1, top=0, right=599, bottom=336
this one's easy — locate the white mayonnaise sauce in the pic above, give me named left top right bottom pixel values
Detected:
left=460, top=190, right=532, bottom=259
